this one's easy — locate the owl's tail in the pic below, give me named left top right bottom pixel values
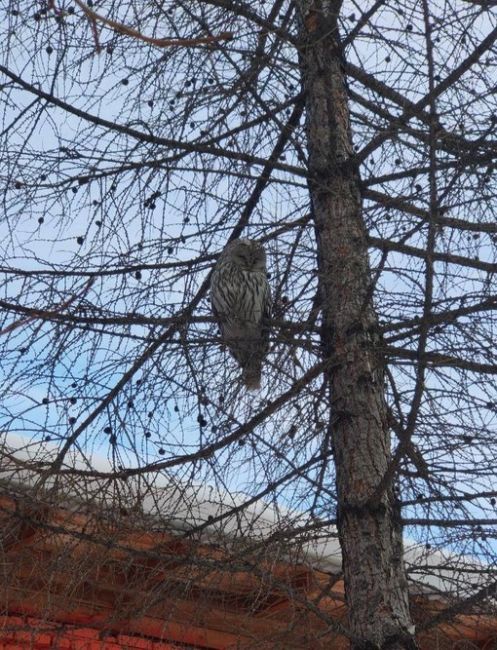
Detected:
left=242, top=362, right=262, bottom=391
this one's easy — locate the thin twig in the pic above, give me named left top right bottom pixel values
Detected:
left=72, top=0, right=234, bottom=49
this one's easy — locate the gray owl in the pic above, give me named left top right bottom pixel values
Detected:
left=211, top=239, right=271, bottom=390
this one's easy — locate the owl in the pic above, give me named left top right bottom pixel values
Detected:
left=211, top=239, right=271, bottom=390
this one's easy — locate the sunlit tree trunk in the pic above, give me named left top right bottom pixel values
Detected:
left=297, top=2, right=417, bottom=647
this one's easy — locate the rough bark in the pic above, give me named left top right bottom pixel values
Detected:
left=296, top=2, right=417, bottom=648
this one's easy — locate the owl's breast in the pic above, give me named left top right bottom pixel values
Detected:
left=211, top=261, right=269, bottom=328
left=235, top=269, right=268, bottom=323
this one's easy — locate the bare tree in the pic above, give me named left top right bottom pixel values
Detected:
left=1, top=0, right=497, bottom=648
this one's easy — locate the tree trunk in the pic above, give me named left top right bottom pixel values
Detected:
left=296, top=2, right=417, bottom=648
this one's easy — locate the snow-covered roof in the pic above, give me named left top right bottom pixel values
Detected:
left=0, top=432, right=487, bottom=600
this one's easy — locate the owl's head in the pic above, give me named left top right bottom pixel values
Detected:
left=221, top=239, right=267, bottom=271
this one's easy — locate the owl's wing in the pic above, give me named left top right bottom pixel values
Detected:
left=210, top=270, right=226, bottom=337
left=211, top=263, right=238, bottom=340
left=260, top=277, right=272, bottom=353
left=263, top=279, right=272, bottom=321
